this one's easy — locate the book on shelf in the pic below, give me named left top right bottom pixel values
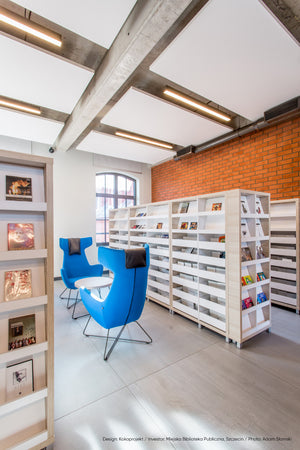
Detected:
left=257, top=272, right=266, bottom=282
left=257, top=291, right=268, bottom=304
left=218, top=235, right=225, bottom=243
left=180, top=222, right=188, bottom=230
left=189, top=221, right=197, bottom=230
left=156, top=222, right=163, bottom=229
left=6, top=176, right=32, bottom=202
left=6, top=358, right=34, bottom=401
left=4, top=269, right=32, bottom=302
left=241, top=246, right=252, bottom=262
left=178, top=202, right=189, bottom=214
left=8, top=223, right=34, bottom=251
left=240, top=196, right=250, bottom=215
left=242, top=297, right=253, bottom=309
left=241, top=219, right=251, bottom=238
left=211, top=202, right=222, bottom=211
left=136, top=212, right=146, bottom=217
left=8, top=314, right=36, bottom=351
left=256, top=198, right=263, bottom=215
left=256, top=219, right=264, bottom=237
left=256, top=241, right=265, bottom=259
left=241, top=275, right=253, bottom=286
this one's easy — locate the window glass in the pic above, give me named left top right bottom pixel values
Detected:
left=96, top=173, right=136, bottom=244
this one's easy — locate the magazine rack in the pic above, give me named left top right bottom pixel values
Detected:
left=0, top=149, right=54, bottom=449
left=109, top=189, right=271, bottom=347
left=270, top=199, right=300, bottom=313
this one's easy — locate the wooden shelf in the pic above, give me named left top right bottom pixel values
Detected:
left=0, top=149, right=54, bottom=449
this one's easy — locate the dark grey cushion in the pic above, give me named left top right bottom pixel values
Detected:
left=68, top=238, right=81, bottom=255
left=125, top=248, right=146, bottom=268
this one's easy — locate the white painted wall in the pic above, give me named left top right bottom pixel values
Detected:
left=0, top=136, right=152, bottom=277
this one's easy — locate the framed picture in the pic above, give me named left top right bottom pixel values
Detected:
left=180, top=222, right=188, bottom=230
left=6, top=176, right=32, bottom=202
left=6, top=359, right=34, bottom=401
left=156, top=222, right=163, bottom=229
left=189, top=222, right=197, bottom=230
left=8, top=314, right=36, bottom=351
left=211, top=202, right=222, bottom=211
left=7, top=223, right=35, bottom=251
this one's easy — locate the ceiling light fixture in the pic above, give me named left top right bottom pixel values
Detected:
left=163, top=88, right=231, bottom=122
left=0, top=6, right=62, bottom=47
left=115, top=131, right=173, bottom=150
left=0, top=96, right=41, bottom=115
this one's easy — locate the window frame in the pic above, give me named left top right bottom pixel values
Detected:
left=96, top=172, right=136, bottom=245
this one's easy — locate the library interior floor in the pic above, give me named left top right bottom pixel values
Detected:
left=50, top=280, right=300, bottom=449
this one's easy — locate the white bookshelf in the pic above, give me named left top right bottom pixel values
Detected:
left=109, top=189, right=271, bottom=347
left=0, top=149, right=54, bottom=450
left=270, top=199, right=300, bottom=313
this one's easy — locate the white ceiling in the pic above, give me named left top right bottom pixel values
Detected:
left=0, top=108, right=63, bottom=144
left=10, top=0, right=137, bottom=48
left=77, top=131, right=175, bottom=165
left=0, top=0, right=299, bottom=164
left=150, top=0, right=300, bottom=122
left=101, top=87, right=230, bottom=147
left=0, top=34, right=94, bottom=113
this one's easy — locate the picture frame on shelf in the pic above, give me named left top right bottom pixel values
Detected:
left=8, top=314, right=36, bottom=351
left=4, top=269, right=32, bottom=302
left=211, top=202, right=222, bottom=211
left=156, top=222, right=163, bottom=229
left=6, top=359, right=34, bottom=402
left=180, top=222, right=188, bottom=230
left=7, top=223, right=35, bottom=251
left=189, top=221, right=197, bottom=230
left=5, top=176, right=32, bottom=202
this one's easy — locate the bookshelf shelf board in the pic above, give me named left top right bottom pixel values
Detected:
left=272, top=281, right=297, bottom=293
left=242, top=236, right=269, bottom=243
left=271, top=292, right=297, bottom=306
left=173, top=275, right=198, bottom=290
left=146, top=214, right=169, bottom=220
left=173, top=301, right=198, bottom=319
left=242, top=279, right=270, bottom=291
left=173, top=264, right=198, bottom=277
left=9, top=430, right=49, bottom=450
left=172, top=229, right=198, bottom=234
left=0, top=341, right=48, bottom=365
left=270, top=248, right=296, bottom=257
left=242, top=257, right=269, bottom=267
left=147, top=291, right=170, bottom=306
left=0, top=249, right=47, bottom=262
left=0, top=295, right=48, bottom=314
left=242, top=320, right=271, bottom=340
left=148, top=269, right=169, bottom=281
left=270, top=236, right=296, bottom=244
left=199, top=297, right=226, bottom=315
left=147, top=279, right=169, bottom=293
left=270, top=270, right=296, bottom=281
left=198, top=211, right=225, bottom=217
left=0, top=388, right=48, bottom=418
left=173, top=288, right=198, bottom=303
left=197, top=229, right=225, bottom=234
left=0, top=201, right=47, bottom=212
left=242, top=300, right=271, bottom=315
left=199, top=312, right=226, bottom=332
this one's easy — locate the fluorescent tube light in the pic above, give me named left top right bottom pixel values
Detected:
left=115, top=131, right=173, bottom=150
left=0, top=97, right=41, bottom=115
left=164, top=88, right=231, bottom=122
left=0, top=6, right=62, bottom=47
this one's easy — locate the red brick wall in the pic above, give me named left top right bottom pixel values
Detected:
left=151, top=116, right=300, bottom=202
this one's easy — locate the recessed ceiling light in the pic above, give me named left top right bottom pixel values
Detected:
left=0, top=6, right=62, bottom=47
left=163, top=88, right=231, bottom=122
left=115, top=131, right=173, bottom=150
left=0, top=96, right=41, bottom=115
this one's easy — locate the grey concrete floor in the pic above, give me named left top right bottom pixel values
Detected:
left=51, top=280, right=300, bottom=449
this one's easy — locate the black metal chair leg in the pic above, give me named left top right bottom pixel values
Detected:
left=71, top=291, right=90, bottom=320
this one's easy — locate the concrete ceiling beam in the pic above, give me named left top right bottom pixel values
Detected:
left=54, top=0, right=196, bottom=152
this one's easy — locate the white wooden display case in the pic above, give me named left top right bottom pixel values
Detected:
left=109, top=189, right=271, bottom=347
left=0, top=149, right=54, bottom=450
left=270, top=199, right=299, bottom=313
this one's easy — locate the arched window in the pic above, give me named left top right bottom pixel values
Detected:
left=96, top=172, right=136, bottom=244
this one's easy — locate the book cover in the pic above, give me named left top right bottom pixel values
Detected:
left=240, top=196, right=249, bottom=214
left=189, top=222, right=197, bottom=230
left=5, top=176, right=32, bottom=202
left=179, top=202, right=189, bottom=214
left=256, top=241, right=265, bottom=259
left=180, top=222, right=188, bottom=230
left=211, top=202, right=222, bottom=211
left=7, top=223, right=34, bottom=251
left=218, top=235, right=225, bottom=243
left=156, top=222, right=163, bottom=229
left=241, top=219, right=250, bottom=238
left=256, top=198, right=263, bottom=214
left=8, top=314, right=36, bottom=351
left=241, top=275, right=253, bottom=286
left=257, top=292, right=267, bottom=303
left=244, top=297, right=253, bottom=309
left=257, top=272, right=266, bottom=282
left=4, top=269, right=32, bottom=302
left=241, top=246, right=252, bottom=262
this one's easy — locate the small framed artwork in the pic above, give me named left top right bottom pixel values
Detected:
left=189, top=222, right=197, bottom=230
left=6, top=176, right=32, bottom=202
left=211, top=202, right=222, bottom=211
left=179, top=202, right=189, bottom=214
left=6, top=359, right=34, bottom=401
left=180, top=222, right=188, bottom=230
left=156, top=222, right=163, bottom=229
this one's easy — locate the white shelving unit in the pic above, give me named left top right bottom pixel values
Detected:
left=0, top=149, right=54, bottom=450
left=109, top=189, right=271, bottom=346
left=270, top=199, right=299, bottom=313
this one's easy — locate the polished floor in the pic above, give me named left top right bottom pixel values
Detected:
left=51, top=280, right=300, bottom=449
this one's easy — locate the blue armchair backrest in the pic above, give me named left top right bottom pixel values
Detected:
left=80, top=244, right=150, bottom=329
left=59, top=237, right=103, bottom=281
